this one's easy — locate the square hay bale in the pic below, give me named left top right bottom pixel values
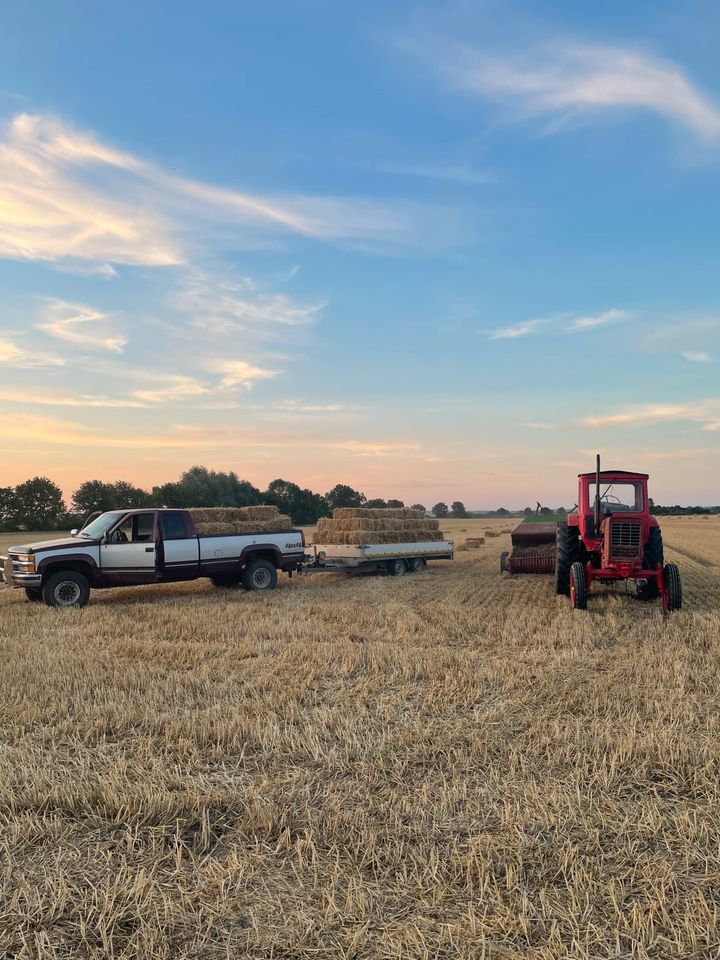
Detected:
left=333, top=507, right=425, bottom=520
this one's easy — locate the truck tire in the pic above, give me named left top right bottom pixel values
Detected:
left=211, top=573, right=242, bottom=588
left=569, top=561, right=588, bottom=610
left=387, top=558, right=407, bottom=577
left=663, top=563, right=682, bottom=612
left=556, top=524, right=579, bottom=596
left=42, top=571, right=90, bottom=608
left=638, top=527, right=664, bottom=601
left=25, top=588, right=42, bottom=602
left=242, top=558, right=277, bottom=592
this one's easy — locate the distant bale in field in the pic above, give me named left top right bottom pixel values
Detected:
left=485, top=529, right=501, bottom=538
left=457, top=537, right=485, bottom=552
left=190, top=506, right=293, bottom=535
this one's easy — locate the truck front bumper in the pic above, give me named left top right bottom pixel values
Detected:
left=1, top=555, right=42, bottom=589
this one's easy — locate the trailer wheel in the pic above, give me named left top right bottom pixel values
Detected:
left=242, top=558, right=278, bottom=592
left=386, top=558, right=407, bottom=577
left=556, top=524, right=579, bottom=596
left=25, top=588, right=42, bottom=602
left=638, top=527, right=664, bottom=600
left=408, top=558, right=426, bottom=573
left=569, top=562, right=587, bottom=610
left=662, top=563, right=682, bottom=613
left=42, top=570, right=90, bottom=608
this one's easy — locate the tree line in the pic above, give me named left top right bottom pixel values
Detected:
left=0, top=466, right=474, bottom=531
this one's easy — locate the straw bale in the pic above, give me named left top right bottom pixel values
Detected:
left=193, top=513, right=293, bottom=535
left=313, top=526, right=446, bottom=545
left=189, top=505, right=281, bottom=525
left=333, top=507, right=425, bottom=520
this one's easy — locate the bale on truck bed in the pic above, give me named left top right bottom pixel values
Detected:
left=189, top=506, right=293, bottom=535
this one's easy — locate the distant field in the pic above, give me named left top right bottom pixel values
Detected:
left=1, top=516, right=719, bottom=958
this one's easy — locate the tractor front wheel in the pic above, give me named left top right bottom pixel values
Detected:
left=556, top=524, right=579, bottom=596
left=662, top=563, right=682, bottom=613
left=638, top=527, right=664, bottom=600
left=569, top=562, right=588, bottom=610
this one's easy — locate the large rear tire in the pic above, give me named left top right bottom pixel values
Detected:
left=638, top=527, right=664, bottom=600
left=242, top=558, right=278, bottom=592
left=556, top=524, right=579, bottom=596
left=663, top=563, right=682, bottom=612
left=569, top=562, right=588, bottom=610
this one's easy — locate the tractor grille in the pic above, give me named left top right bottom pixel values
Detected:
left=609, top=521, right=642, bottom=560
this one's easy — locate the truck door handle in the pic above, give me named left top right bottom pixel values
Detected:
left=145, top=546, right=154, bottom=552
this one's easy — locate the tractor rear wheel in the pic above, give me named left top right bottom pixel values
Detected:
left=569, top=562, right=588, bottom=610
left=663, top=563, right=682, bottom=612
left=638, top=527, right=664, bottom=600
left=556, top=524, right=579, bottom=596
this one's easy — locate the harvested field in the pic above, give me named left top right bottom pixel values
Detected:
left=1, top=515, right=720, bottom=959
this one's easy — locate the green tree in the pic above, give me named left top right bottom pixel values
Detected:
left=365, top=498, right=388, bottom=509
left=386, top=499, right=405, bottom=509
left=325, top=484, right=366, bottom=510
left=523, top=506, right=534, bottom=517
left=411, top=503, right=426, bottom=514
left=9, top=477, right=65, bottom=529
left=264, top=479, right=329, bottom=524
left=151, top=481, right=184, bottom=507
left=450, top=501, right=468, bottom=518
left=72, top=480, right=117, bottom=515
left=110, top=481, right=150, bottom=509
left=0, top=486, right=14, bottom=531
left=432, top=502, right=449, bottom=518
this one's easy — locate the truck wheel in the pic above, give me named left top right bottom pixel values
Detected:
left=25, top=588, right=42, bottom=602
left=663, top=563, right=682, bottom=612
left=569, top=562, right=587, bottom=610
left=211, top=573, right=242, bottom=588
left=42, top=571, right=90, bottom=608
left=408, top=558, right=426, bottom=573
left=556, top=524, right=579, bottom=596
left=387, top=558, right=407, bottom=577
left=242, top=559, right=277, bottom=592
left=638, top=527, right=664, bottom=600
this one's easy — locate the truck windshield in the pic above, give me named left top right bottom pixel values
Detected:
left=598, top=482, right=643, bottom=512
left=78, top=511, right=125, bottom=539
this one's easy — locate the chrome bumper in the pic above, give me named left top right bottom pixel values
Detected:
left=1, top=555, right=42, bottom=589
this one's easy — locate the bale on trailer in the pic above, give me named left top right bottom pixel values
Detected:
left=314, top=508, right=444, bottom=546
left=333, top=507, right=425, bottom=520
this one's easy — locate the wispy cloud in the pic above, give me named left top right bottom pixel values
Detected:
left=567, top=308, right=630, bottom=332
left=682, top=350, right=712, bottom=363
left=382, top=161, right=492, bottom=184
left=0, top=333, right=65, bottom=368
left=36, top=298, right=127, bottom=352
left=445, top=41, right=720, bottom=140
left=217, top=359, right=279, bottom=389
left=582, top=400, right=720, bottom=431
left=488, top=318, right=544, bottom=340
left=0, top=113, right=465, bottom=268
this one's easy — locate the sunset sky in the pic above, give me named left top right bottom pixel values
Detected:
left=1, top=0, right=719, bottom=508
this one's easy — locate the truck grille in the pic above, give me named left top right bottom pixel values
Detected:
left=609, top=521, right=642, bottom=560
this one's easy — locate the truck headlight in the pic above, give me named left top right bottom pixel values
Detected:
left=15, top=554, right=36, bottom=572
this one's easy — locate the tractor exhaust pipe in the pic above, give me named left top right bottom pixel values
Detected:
left=595, top=453, right=601, bottom=534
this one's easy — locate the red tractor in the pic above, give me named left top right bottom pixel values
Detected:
left=556, top=455, right=682, bottom=612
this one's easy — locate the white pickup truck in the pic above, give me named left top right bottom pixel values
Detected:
left=1, top=508, right=305, bottom=607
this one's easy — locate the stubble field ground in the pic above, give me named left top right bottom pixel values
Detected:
left=1, top=516, right=719, bottom=959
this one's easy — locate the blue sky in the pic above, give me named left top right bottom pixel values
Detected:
left=0, top=0, right=718, bottom=507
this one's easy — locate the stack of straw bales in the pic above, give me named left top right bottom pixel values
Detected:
left=314, top=507, right=445, bottom=545
left=189, top=506, right=293, bottom=535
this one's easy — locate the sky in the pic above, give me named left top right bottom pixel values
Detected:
left=0, top=0, right=719, bottom=509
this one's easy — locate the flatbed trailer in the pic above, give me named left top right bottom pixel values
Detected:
left=303, top=540, right=454, bottom=576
